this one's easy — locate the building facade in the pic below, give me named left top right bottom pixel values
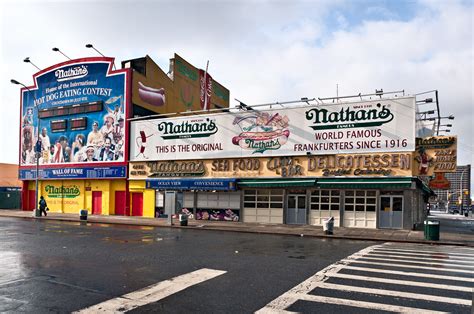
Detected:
left=18, top=57, right=131, bottom=215
left=431, top=165, right=471, bottom=211
left=128, top=97, right=432, bottom=230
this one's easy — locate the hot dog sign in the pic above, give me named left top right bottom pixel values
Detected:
left=130, top=96, right=415, bottom=161
left=232, top=112, right=290, bottom=154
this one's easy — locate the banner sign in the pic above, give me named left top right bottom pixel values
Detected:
left=429, top=173, right=451, bottom=189
left=414, top=136, right=457, bottom=176
left=130, top=153, right=413, bottom=179
left=130, top=97, right=415, bottom=161
left=145, top=178, right=237, bottom=190
left=19, top=166, right=126, bottom=180
left=19, top=57, right=129, bottom=178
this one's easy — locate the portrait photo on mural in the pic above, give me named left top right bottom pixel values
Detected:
left=19, top=59, right=127, bottom=166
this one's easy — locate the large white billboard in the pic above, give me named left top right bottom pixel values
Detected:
left=130, top=97, right=415, bottom=161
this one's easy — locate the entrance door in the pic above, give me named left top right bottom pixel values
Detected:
left=115, top=191, right=126, bottom=216
left=379, top=196, right=403, bottom=229
left=28, top=190, right=36, bottom=211
left=132, top=192, right=143, bottom=216
left=92, top=191, right=102, bottom=215
left=287, top=194, right=307, bottom=224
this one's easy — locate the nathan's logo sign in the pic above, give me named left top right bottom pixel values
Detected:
left=157, top=118, right=218, bottom=140
left=147, top=161, right=205, bottom=177
left=415, top=137, right=456, bottom=149
left=55, top=65, right=88, bottom=82
left=45, top=185, right=80, bottom=198
left=305, top=103, right=394, bottom=130
left=232, top=112, right=290, bottom=154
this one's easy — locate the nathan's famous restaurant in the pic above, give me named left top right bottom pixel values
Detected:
left=17, top=53, right=439, bottom=230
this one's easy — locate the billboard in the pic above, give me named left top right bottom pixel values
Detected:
left=413, top=136, right=457, bottom=176
left=129, top=54, right=229, bottom=114
left=130, top=97, right=416, bottom=161
left=19, top=57, right=130, bottom=179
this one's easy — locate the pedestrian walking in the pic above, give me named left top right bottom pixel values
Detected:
left=38, top=196, right=48, bottom=217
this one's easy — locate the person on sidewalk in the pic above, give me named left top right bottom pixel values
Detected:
left=38, top=196, right=48, bottom=217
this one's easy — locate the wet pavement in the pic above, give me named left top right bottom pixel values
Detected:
left=0, top=217, right=376, bottom=313
left=0, top=209, right=473, bottom=247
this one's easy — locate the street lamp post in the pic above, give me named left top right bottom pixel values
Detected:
left=85, top=44, right=116, bottom=70
left=11, top=79, right=41, bottom=217
left=459, top=168, right=467, bottom=215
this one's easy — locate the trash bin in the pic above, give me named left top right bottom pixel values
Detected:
left=323, top=217, right=334, bottom=235
left=179, top=214, right=188, bottom=226
left=80, top=209, right=88, bottom=221
left=424, top=220, right=440, bottom=241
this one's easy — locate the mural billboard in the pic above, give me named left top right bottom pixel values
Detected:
left=413, top=136, right=457, bottom=176
left=18, top=57, right=130, bottom=179
left=130, top=97, right=416, bottom=161
left=129, top=54, right=229, bottom=114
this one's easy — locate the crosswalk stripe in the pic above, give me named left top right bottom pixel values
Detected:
left=344, top=265, right=474, bottom=282
left=295, top=294, right=449, bottom=314
left=384, top=243, right=474, bottom=252
left=373, top=248, right=474, bottom=258
left=74, top=268, right=226, bottom=313
left=356, top=256, right=474, bottom=268
left=330, top=272, right=473, bottom=292
left=346, top=259, right=474, bottom=274
left=367, top=252, right=474, bottom=265
left=256, top=246, right=376, bottom=313
left=371, top=249, right=474, bottom=260
left=317, top=282, right=472, bottom=305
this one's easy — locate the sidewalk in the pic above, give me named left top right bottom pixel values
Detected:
left=1, top=209, right=473, bottom=247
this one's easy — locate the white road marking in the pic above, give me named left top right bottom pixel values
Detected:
left=373, top=248, right=474, bottom=258
left=344, top=265, right=474, bottom=282
left=330, top=272, right=473, bottom=292
left=384, top=242, right=474, bottom=252
left=366, top=252, right=474, bottom=265
left=74, top=268, right=226, bottom=313
left=258, top=242, right=473, bottom=313
left=295, top=294, right=449, bottom=314
left=255, top=246, right=377, bottom=313
left=317, top=282, right=472, bottom=306
left=345, top=259, right=474, bottom=273
left=369, top=250, right=474, bottom=261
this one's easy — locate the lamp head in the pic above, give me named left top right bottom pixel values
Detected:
left=23, top=57, right=30, bottom=63
left=10, top=79, right=20, bottom=85
left=85, top=44, right=93, bottom=48
left=52, top=47, right=59, bottom=52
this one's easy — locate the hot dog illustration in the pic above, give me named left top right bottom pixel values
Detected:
left=232, top=129, right=290, bottom=146
left=138, top=81, right=166, bottom=107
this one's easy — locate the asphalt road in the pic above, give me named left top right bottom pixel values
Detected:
left=0, top=217, right=472, bottom=313
left=429, top=210, right=474, bottom=234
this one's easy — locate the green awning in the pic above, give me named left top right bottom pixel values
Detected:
left=237, top=178, right=317, bottom=188
left=317, top=177, right=412, bottom=189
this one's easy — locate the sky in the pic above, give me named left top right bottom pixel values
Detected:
left=0, top=0, right=473, bottom=191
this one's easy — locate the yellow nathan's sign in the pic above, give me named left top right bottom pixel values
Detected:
left=129, top=153, right=413, bottom=179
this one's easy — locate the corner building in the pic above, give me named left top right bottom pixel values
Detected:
left=128, top=96, right=433, bottom=229
left=19, top=57, right=131, bottom=215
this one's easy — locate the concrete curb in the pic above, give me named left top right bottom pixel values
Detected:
left=1, top=211, right=472, bottom=247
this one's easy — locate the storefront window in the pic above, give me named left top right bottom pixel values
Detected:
left=243, top=189, right=284, bottom=224
left=310, top=189, right=340, bottom=226
left=344, top=190, right=377, bottom=228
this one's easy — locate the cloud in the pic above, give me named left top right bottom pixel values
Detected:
left=0, top=0, right=472, bottom=187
